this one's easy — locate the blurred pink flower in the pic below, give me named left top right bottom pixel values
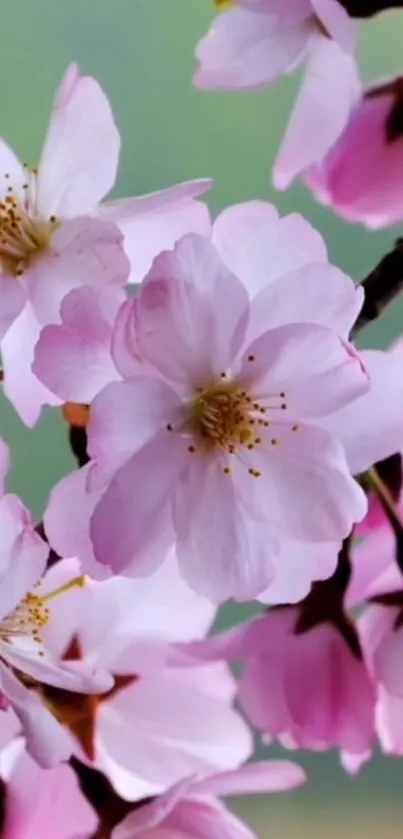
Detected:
left=34, top=556, right=252, bottom=800
left=114, top=760, right=306, bottom=839
left=180, top=607, right=376, bottom=772
left=306, top=76, right=403, bottom=228
left=0, top=64, right=211, bottom=425
left=194, top=1, right=359, bottom=187
left=0, top=748, right=97, bottom=839
left=360, top=599, right=403, bottom=756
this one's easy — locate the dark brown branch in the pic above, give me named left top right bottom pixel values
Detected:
left=340, top=0, right=403, bottom=17
left=352, top=238, right=403, bottom=337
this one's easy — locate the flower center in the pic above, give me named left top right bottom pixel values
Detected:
left=0, top=575, right=85, bottom=652
left=187, top=380, right=263, bottom=452
left=0, top=168, right=59, bottom=277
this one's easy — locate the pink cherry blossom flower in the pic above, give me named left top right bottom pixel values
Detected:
left=74, top=232, right=370, bottom=600
left=179, top=607, right=376, bottom=772
left=36, top=206, right=373, bottom=600
left=33, top=555, right=252, bottom=800
left=114, top=760, right=306, bottom=839
left=360, top=605, right=403, bottom=755
left=0, top=440, right=114, bottom=768
left=194, top=1, right=359, bottom=187
left=305, top=76, right=403, bottom=228
left=0, top=63, right=211, bottom=426
left=0, top=747, right=97, bottom=839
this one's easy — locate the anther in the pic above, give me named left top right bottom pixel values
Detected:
left=271, top=438, right=278, bottom=446
left=166, top=423, right=173, bottom=432
left=223, top=466, right=231, bottom=474
left=292, top=424, right=299, bottom=432
left=188, top=445, right=196, bottom=453
left=247, top=355, right=255, bottom=362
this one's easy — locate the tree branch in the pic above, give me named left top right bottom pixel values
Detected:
left=352, top=238, right=403, bottom=337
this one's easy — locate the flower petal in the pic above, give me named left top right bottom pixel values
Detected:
left=0, top=664, right=73, bottom=767
left=1, top=303, right=61, bottom=426
left=174, top=455, right=277, bottom=601
left=33, top=285, right=123, bottom=403
left=194, top=8, right=309, bottom=90
left=87, top=377, right=182, bottom=491
left=27, top=216, right=129, bottom=325
left=213, top=201, right=327, bottom=297
left=90, top=434, right=186, bottom=575
left=273, top=38, right=360, bottom=189
left=192, top=760, right=306, bottom=796
left=100, top=180, right=212, bottom=285
left=239, top=323, right=369, bottom=418
left=0, top=494, right=48, bottom=620
left=37, top=64, right=120, bottom=217
left=318, top=350, right=403, bottom=475
left=136, top=234, right=249, bottom=386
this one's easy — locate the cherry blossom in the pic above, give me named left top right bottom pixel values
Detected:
left=114, top=761, right=306, bottom=839
left=305, top=75, right=403, bottom=228
left=0, top=63, right=211, bottom=425
left=32, top=556, right=252, bottom=799
left=194, top=1, right=359, bottom=188
left=0, top=744, right=97, bottom=839
left=178, top=606, right=376, bottom=773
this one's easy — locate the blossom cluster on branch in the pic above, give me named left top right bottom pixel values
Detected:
left=0, top=2, right=403, bottom=836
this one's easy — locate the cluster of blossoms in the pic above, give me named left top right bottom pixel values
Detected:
left=0, top=1, right=403, bottom=835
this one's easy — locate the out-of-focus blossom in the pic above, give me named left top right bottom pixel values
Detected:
left=32, top=556, right=252, bottom=800
left=0, top=63, right=211, bottom=425
left=305, top=76, right=403, bottom=228
left=194, top=2, right=359, bottom=188
left=0, top=745, right=97, bottom=839
left=114, top=760, right=306, bottom=839
left=178, top=605, right=376, bottom=772
left=38, top=219, right=369, bottom=601
left=360, top=600, right=403, bottom=756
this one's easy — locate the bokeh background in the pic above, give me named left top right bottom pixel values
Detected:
left=1, top=1, right=403, bottom=835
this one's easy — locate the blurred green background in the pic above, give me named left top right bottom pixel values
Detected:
left=1, top=1, right=402, bottom=835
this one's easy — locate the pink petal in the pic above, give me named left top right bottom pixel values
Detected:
left=192, top=760, right=306, bottom=796
left=5, top=754, right=97, bottom=839
left=213, top=201, right=327, bottom=297
left=1, top=642, right=113, bottom=695
left=273, top=38, right=360, bottom=189
left=306, top=86, right=403, bottom=229
left=318, top=350, right=403, bottom=474
left=113, top=779, right=192, bottom=838
left=173, top=455, right=277, bottom=601
left=247, top=263, right=363, bottom=342
left=0, top=495, right=48, bottom=618
left=1, top=303, right=61, bottom=426
left=0, top=664, right=73, bottom=767
left=87, top=378, right=182, bottom=490
left=91, top=433, right=186, bottom=575
left=111, top=298, right=145, bottom=379
left=27, top=216, right=129, bottom=325
left=162, top=797, right=258, bottom=839
left=100, top=180, right=212, bottom=286
left=43, top=465, right=110, bottom=580
left=136, top=234, right=249, bottom=386
left=33, top=285, right=123, bottom=403
left=194, top=8, right=310, bottom=90
left=0, top=275, right=27, bottom=341
left=240, top=323, right=369, bottom=417
left=348, top=526, right=401, bottom=607
left=234, top=424, right=366, bottom=541
left=374, top=625, right=403, bottom=698
left=99, top=664, right=252, bottom=800
left=37, top=64, right=120, bottom=218
left=311, top=0, right=356, bottom=52
left=258, top=540, right=338, bottom=605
